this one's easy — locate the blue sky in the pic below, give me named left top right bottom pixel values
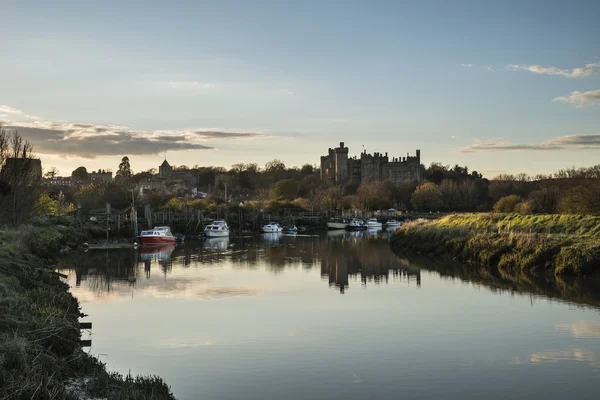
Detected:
left=1, top=0, right=599, bottom=177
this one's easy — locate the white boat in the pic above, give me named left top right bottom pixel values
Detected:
left=366, top=218, right=382, bottom=229
left=346, top=218, right=367, bottom=231
left=262, top=222, right=283, bottom=233
left=327, top=218, right=349, bottom=230
left=137, top=226, right=176, bottom=245
left=204, top=220, right=230, bottom=237
left=386, top=219, right=401, bottom=228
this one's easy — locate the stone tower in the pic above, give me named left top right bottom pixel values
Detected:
left=334, top=142, right=349, bottom=183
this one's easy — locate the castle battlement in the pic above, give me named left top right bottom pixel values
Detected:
left=321, top=143, right=422, bottom=184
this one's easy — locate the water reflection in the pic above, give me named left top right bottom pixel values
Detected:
left=58, top=230, right=600, bottom=308
left=57, top=231, right=422, bottom=299
left=58, top=230, right=600, bottom=400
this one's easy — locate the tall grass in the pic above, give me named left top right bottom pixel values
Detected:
left=0, top=219, right=175, bottom=400
left=391, top=213, right=600, bottom=276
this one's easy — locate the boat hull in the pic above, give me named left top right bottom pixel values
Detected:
left=366, top=223, right=382, bottom=229
left=262, top=227, right=283, bottom=233
left=137, top=236, right=176, bottom=246
left=205, top=229, right=230, bottom=238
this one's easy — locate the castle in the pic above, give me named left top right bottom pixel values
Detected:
left=320, top=142, right=422, bottom=184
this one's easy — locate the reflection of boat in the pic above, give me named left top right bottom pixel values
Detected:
left=327, top=218, right=348, bottom=230
left=204, top=237, right=230, bottom=251
left=327, top=229, right=347, bottom=239
left=263, top=232, right=282, bottom=242
left=138, top=243, right=175, bottom=261
left=137, top=226, right=176, bottom=245
left=366, top=218, right=382, bottom=229
left=262, top=222, right=283, bottom=233
left=204, top=220, right=230, bottom=237
left=346, top=218, right=367, bottom=231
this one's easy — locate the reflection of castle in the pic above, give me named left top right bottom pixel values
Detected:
left=320, top=142, right=423, bottom=184
left=319, top=236, right=421, bottom=293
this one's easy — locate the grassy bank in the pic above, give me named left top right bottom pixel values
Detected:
left=0, top=217, right=175, bottom=399
left=390, top=213, right=600, bottom=276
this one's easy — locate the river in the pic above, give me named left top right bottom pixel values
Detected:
left=57, top=230, right=600, bottom=400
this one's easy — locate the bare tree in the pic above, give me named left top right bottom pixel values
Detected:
left=0, top=126, right=41, bottom=226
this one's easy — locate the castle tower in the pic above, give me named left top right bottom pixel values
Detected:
left=334, top=142, right=349, bottom=183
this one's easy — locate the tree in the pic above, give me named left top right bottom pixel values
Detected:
left=0, top=127, right=41, bottom=225
left=163, top=197, right=184, bottom=211
left=116, top=156, right=133, bottom=182
left=273, top=179, right=299, bottom=200
left=72, top=166, right=89, bottom=182
left=75, top=185, right=104, bottom=212
left=493, top=195, right=521, bottom=213
left=410, top=183, right=443, bottom=212
left=44, top=166, right=59, bottom=179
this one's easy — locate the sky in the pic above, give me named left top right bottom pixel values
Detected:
left=0, top=0, right=599, bottom=178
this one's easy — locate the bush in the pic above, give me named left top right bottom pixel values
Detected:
left=493, top=195, right=521, bottom=213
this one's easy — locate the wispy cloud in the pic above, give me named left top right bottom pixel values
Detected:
left=552, top=89, right=600, bottom=106
left=505, top=61, right=600, bottom=78
left=460, top=63, right=493, bottom=71
left=459, top=134, right=600, bottom=152
left=1, top=105, right=265, bottom=158
left=0, top=105, right=22, bottom=114
left=194, top=131, right=263, bottom=139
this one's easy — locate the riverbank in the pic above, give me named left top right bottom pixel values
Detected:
left=0, top=217, right=175, bottom=399
left=390, top=213, right=600, bottom=276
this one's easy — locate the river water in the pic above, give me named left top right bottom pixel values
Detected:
left=57, top=230, right=600, bottom=400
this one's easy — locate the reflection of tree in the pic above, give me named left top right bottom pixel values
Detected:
left=58, top=248, right=138, bottom=295
left=393, top=250, right=600, bottom=310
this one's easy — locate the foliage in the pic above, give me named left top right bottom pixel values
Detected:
left=163, top=197, right=183, bottom=211
left=116, top=156, right=133, bottom=184
left=35, top=193, right=76, bottom=217
left=75, top=185, right=104, bottom=212
left=71, top=166, right=89, bottom=182
left=273, top=179, right=299, bottom=200
left=411, top=182, right=443, bottom=212
left=493, top=195, right=521, bottom=213
left=0, top=127, right=41, bottom=226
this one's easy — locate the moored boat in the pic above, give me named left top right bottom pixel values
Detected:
left=346, top=218, right=367, bottom=231
left=262, top=222, right=283, bottom=233
left=327, top=218, right=349, bottom=230
left=385, top=219, right=401, bottom=228
left=284, top=224, right=298, bottom=233
left=366, top=218, right=382, bottom=229
left=204, top=220, right=230, bottom=237
left=137, top=226, right=176, bottom=245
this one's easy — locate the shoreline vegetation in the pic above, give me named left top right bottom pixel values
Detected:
left=0, top=217, right=175, bottom=400
left=390, top=213, right=600, bottom=276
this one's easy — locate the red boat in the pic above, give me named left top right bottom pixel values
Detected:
left=137, top=226, right=176, bottom=245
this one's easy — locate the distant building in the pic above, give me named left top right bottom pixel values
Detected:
left=1, top=157, right=42, bottom=180
left=89, top=170, right=113, bottom=185
left=43, top=176, right=72, bottom=186
left=320, top=142, right=422, bottom=184
left=159, top=159, right=173, bottom=178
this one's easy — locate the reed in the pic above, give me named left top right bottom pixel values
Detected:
left=391, top=213, right=600, bottom=276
